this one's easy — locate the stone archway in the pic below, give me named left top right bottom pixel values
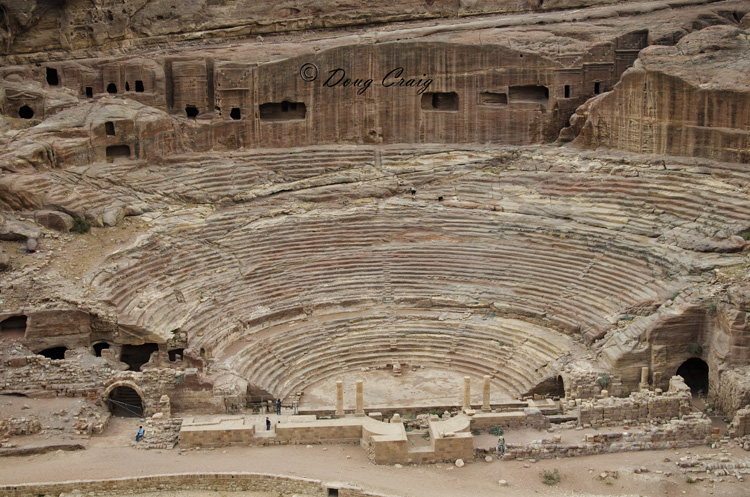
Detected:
left=676, top=358, right=709, bottom=396
left=103, top=381, right=145, bottom=418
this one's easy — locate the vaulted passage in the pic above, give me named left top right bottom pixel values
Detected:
left=676, top=358, right=709, bottom=395
left=108, top=386, right=144, bottom=417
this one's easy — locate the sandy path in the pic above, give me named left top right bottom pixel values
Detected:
left=2, top=418, right=748, bottom=497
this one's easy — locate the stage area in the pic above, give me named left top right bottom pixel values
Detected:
left=297, top=368, right=516, bottom=411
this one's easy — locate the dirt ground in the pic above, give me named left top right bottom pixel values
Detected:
left=2, top=416, right=749, bottom=497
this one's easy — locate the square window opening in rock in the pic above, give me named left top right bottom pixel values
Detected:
left=508, top=85, right=549, bottom=105
left=480, top=92, right=508, bottom=106
left=421, top=92, right=459, bottom=111
left=259, top=101, right=306, bottom=121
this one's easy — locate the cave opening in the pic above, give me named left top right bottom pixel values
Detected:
left=120, top=343, right=159, bottom=371
left=107, top=83, right=117, bottom=94
left=18, top=105, right=34, bottom=119
left=106, top=145, right=131, bottom=162
left=39, top=347, right=67, bottom=360
left=168, top=348, right=184, bottom=362
left=0, top=315, right=28, bottom=339
left=46, top=67, right=59, bottom=85
left=676, top=358, right=709, bottom=395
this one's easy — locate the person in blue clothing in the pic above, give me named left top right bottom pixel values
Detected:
left=136, top=425, right=144, bottom=442
left=497, top=435, right=505, bottom=456
left=276, top=398, right=281, bottom=415
left=266, top=417, right=271, bottom=431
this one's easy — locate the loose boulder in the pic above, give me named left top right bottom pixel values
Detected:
left=35, top=210, right=74, bottom=233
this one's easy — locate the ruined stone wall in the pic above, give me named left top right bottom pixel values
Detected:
left=505, top=414, right=712, bottom=460
left=729, top=405, right=750, bottom=437
left=1, top=354, right=104, bottom=397
left=716, top=368, right=750, bottom=418
left=561, top=370, right=626, bottom=399
left=577, top=390, right=692, bottom=427
left=574, top=376, right=693, bottom=427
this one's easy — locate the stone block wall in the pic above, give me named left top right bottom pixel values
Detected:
left=470, top=408, right=548, bottom=431
left=431, top=432, right=475, bottom=462
left=369, top=436, right=409, bottom=465
left=179, top=419, right=255, bottom=447
left=276, top=421, right=363, bottom=444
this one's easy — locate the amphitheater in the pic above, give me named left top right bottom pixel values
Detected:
left=0, top=0, right=749, bottom=496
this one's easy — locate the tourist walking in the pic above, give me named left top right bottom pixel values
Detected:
left=266, top=417, right=271, bottom=430
left=276, top=398, right=281, bottom=415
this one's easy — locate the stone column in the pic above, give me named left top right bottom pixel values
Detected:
left=356, top=379, right=364, bottom=416
left=482, top=376, right=491, bottom=412
left=463, top=376, right=471, bottom=411
left=639, top=366, right=649, bottom=391
left=336, top=380, right=344, bottom=416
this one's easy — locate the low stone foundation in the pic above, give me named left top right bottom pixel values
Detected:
left=0, top=473, right=396, bottom=497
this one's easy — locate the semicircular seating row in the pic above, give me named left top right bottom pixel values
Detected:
left=94, top=202, right=673, bottom=371
left=224, top=309, right=573, bottom=401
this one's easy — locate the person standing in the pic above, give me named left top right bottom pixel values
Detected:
left=276, top=398, right=281, bottom=415
left=266, top=417, right=271, bottom=431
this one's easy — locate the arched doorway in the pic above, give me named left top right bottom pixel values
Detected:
left=555, top=375, right=565, bottom=398
left=107, top=386, right=144, bottom=417
left=92, top=341, right=110, bottom=357
left=676, top=358, right=709, bottom=395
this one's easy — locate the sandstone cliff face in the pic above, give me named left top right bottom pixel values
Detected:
left=567, top=25, right=750, bottom=163
left=0, top=0, right=636, bottom=56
